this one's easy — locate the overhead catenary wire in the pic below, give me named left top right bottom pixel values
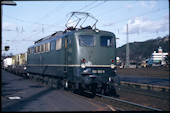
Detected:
left=2, top=1, right=169, bottom=55
left=3, top=39, right=34, bottom=42
left=3, top=1, right=102, bottom=39
left=112, top=6, right=169, bottom=25
left=4, top=2, right=167, bottom=34
left=3, top=3, right=168, bottom=36
left=96, top=1, right=137, bottom=18
left=117, top=33, right=169, bottom=46
left=77, top=1, right=97, bottom=12
left=3, top=1, right=102, bottom=42
left=46, top=2, right=168, bottom=35
left=24, top=1, right=105, bottom=40
left=3, top=15, right=48, bottom=26
left=9, top=1, right=71, bottom=43
left=84, top=0, right=106, bottom=12
left=34, top=1, right=70, bottom=22
left=26, top=1, right=71, bottom=29
left=107, top=13, right=168, bottom=34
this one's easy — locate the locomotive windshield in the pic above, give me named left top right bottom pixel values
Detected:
left=100, top=36, right=114, bottom=47
left=79, top=35, right=94, bottom=47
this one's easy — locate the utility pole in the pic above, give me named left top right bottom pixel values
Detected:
left=1, top=1, right=16, bottom=55
left=126, top=24, right=130, bottom=67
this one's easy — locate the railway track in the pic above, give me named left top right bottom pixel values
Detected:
left=84, top=91, right=163, bottom=111
left=120, top=81, right=170, bottom=93
left=115, top=85, right=169, bottom=100
left=28, top=74, right=165, bottom=111
left=96, top=93, right=163, bottom=111
left=7, top=71, right=169, bottom=111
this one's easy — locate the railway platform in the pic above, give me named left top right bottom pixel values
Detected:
left=1, top=69, right=114, bottom=111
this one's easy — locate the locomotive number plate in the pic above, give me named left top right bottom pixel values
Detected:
left=92, top=70, right=105, bottom=74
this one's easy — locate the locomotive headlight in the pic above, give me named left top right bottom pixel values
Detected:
left=111, top=64, right=116, bottom=69
left=81, top=63, right=86, bottom=69
left=24, top=67, right=26, bottom=70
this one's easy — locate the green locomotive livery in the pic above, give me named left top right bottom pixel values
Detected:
left=27, top=27, right=120, bottom=96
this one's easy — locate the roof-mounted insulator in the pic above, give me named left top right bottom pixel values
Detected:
left=81, top=26, right=92, bottom=29
left=67, top=27, right=75, bottom=31
left=63, top=27, right=76, bottom=33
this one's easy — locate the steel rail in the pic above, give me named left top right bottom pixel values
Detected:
left=120, top=81, right=170, bottom=91
left=95, top=93, right=163, bottom=111
left=115, top=85, right=169, bottom=99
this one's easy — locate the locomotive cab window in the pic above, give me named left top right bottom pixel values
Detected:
left=100, top=36, right=114, bottom=47
left=79, top=35, right=94, bottom=47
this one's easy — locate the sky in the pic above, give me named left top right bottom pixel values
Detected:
left=2, top=0, right=169, bottom=55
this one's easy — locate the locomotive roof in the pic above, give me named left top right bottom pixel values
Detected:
left=28, top=28, right=115, bottom=49
left=34, top=31, right=63, bottom=44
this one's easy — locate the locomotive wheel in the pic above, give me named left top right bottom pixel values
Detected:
left=57, top=80, right=62, bottom=89
left=110, top=86, right=119, bottom=97
left=74, top=84, right=84, bottom=95
left=29, top=74, right=33, bottom=80
left=48, top=78, right=52, bottom=87
left=36, top=75, right=40, bottom=82
left=52, top=79, right=58, bottom=89
left=101, top=88, right=105, bottom=95
left=43, top=76, right=49, bottom=85
left=106, top=85, right=119, bottom=97
left=34, top=75, right=38, bottom=81
left=23, top=74, right=28, bottom=79
left=100, top=84, right=106, bottom=95
left=16, top=71, right=19, bottom=75
left=90, top=83, right=97, bottom=98
left=39, top=75, right=43, bottom=82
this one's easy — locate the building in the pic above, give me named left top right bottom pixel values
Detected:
left=151, top=46, right=168, bottom=65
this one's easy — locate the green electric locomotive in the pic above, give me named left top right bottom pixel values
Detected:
left=26, top=12, right=120, bottom=97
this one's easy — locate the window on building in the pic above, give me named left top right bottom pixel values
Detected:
left=56, top=38, right=62, bottom=50
left=100, top=36, right=114, bottom=47
left=79, top=35, right=94, bottom=47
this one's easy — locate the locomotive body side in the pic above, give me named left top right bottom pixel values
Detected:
left=26, top=32, right=75, bottom=79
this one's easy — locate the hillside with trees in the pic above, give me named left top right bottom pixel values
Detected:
left=117, top=35, right=169, bottom=63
